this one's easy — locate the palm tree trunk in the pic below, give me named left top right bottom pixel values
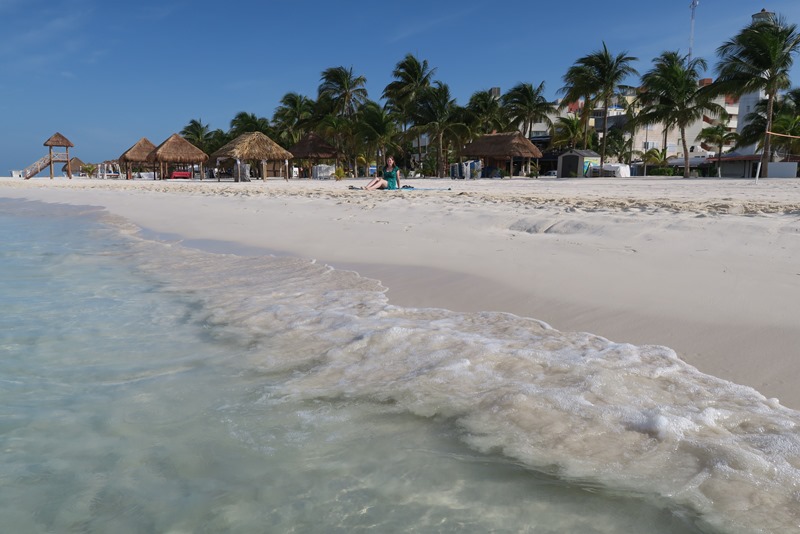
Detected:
left=582, top=105, right=590, bottom=149
left=418, top=134, right=423, bottom=170
left=600, top=97, right=610, bottom=172
left=438, top=133, right=444, bottom=178
left=681, top=126, right=690, bottom=178
left=762, top=93, right=775, bottom=178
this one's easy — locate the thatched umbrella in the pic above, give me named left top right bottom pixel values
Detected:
left=287, top=133, right=339, bottom=178
left=61, top=157, right=85, bottom=176
left=210, top=131, right=293, bottom=182
left=44, top=132, right=74, bottom=179
left=119, top=137, right=157, bottom=180
left=462, top=132, right=544, bottom=177
left=149, top=133, right=209, bottom=180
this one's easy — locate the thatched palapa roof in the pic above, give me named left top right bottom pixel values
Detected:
left=119, top=137, right=157, bottom=163
left=287, top=132, right=338, bottom=159
left=61, top=157, right=85, bottom=173
left=149, top=133, right=209, bottom=164
left=462, top=132, right=543, bottom=159
left=211, top=132, right=292, bottom=161
left=44, top=132, right=74, bottom=147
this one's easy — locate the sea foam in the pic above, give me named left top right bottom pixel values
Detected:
left=124, top=230, right=800, bottom=534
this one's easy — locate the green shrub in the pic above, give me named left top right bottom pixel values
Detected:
left=649, top=167, right=675, bottom=176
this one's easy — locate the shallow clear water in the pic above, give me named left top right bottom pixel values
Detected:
left=1, top=197, right=797, bottom=533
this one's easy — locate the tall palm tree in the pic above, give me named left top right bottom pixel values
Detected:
left=180, top=119, right=213, bottom=153
left=696, top=121, right=739, bottom=176
left=639, top=51, right=723, bottom=177
left=709, top=14, right=800, bottom=177
left=572, top=43, right=638, bottom=171
left=559, top=65, right=596, bottom=149
left=383, top=54, right=437, bottom=165
left=412, top=82, right=468, bottom=177
left=318, top=66, right=368, bottom=118
left=501, top=81, right=555, bottom=137
left=466, top=89, right=507, bottom=134
left=272, top=92, right=314, bottom=146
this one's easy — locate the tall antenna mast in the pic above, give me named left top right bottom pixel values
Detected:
left=689, top=0, right=700, bottom=59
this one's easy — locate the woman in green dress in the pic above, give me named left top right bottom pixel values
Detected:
left=364, top=156, right=401, bottom=190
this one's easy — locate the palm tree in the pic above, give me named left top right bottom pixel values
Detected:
left=318, top=113, right=360, bottom=177
left=229, top=112, right=271, bottom=137
left=640, top=147, right=670, bottom=175
left=383, top=54, right=437, bottom=165
left=501, top=81, right=555, bottom=137
left=559, top=65, right=596, bottom=149
left=318, top=66, right=368, bottom=118
left=412, top=82, right=468, bottom=177
left=561, top=43, right=638, bottom=169
left=180, top=119, right=213, bottom=153
left=357, top=101, right=399, bottom=169
left=737, top=88, right=800, bottom=156
left=272, top=92, right=314, bottom=146
left=639, top=51, right=723, bottom=178
left=619, top=96, right=644, bottom=164
left=696, top=121, right=739, bottom=176
left=466, top=89, right=507, bottom=134
left=584, top=43, right=638, bottom=170
left=551, top=114, right=585, bottom=149
left=770, top=113, right=800, bottom=158
left=710, top=14, right=800, bottom=177
left=206, top=129, right=230, bottom=156
left=383, top=54, right=437, bottom=122
left=604, top=127, right=632, bottom=164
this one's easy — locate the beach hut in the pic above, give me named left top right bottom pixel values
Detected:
left=61, top=157, right=85, bottom=176
left=119, top=137, right=157, bottom=179
left=149, top=133, right=209, bottom=180
left=461, top=132, right=543, bottom=177
left=287, top=132, right=340, bottom=179
left=210, top=131, right=293, bottom=182
left=44, top=132, right=74, bottom=179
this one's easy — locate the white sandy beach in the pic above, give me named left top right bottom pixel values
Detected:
left=3, top=175, right=800, bottom=410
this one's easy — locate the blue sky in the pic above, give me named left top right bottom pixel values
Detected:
left=3, top=0, right=800, bottom=174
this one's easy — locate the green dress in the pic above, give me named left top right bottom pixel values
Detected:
left=383, top=166, right=399, bottom=190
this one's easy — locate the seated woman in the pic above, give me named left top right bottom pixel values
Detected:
left=363, top=156, right=401, bottom=190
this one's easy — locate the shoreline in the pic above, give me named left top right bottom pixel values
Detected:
left=3, top=176, right=800, bottom=409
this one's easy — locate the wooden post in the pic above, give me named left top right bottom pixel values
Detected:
left=66, top=146, right=72, bottom=179
left=49, top=146, right=54, bottom=179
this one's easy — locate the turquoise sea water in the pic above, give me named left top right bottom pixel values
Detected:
left=1, top=197, right=798, bottom=533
